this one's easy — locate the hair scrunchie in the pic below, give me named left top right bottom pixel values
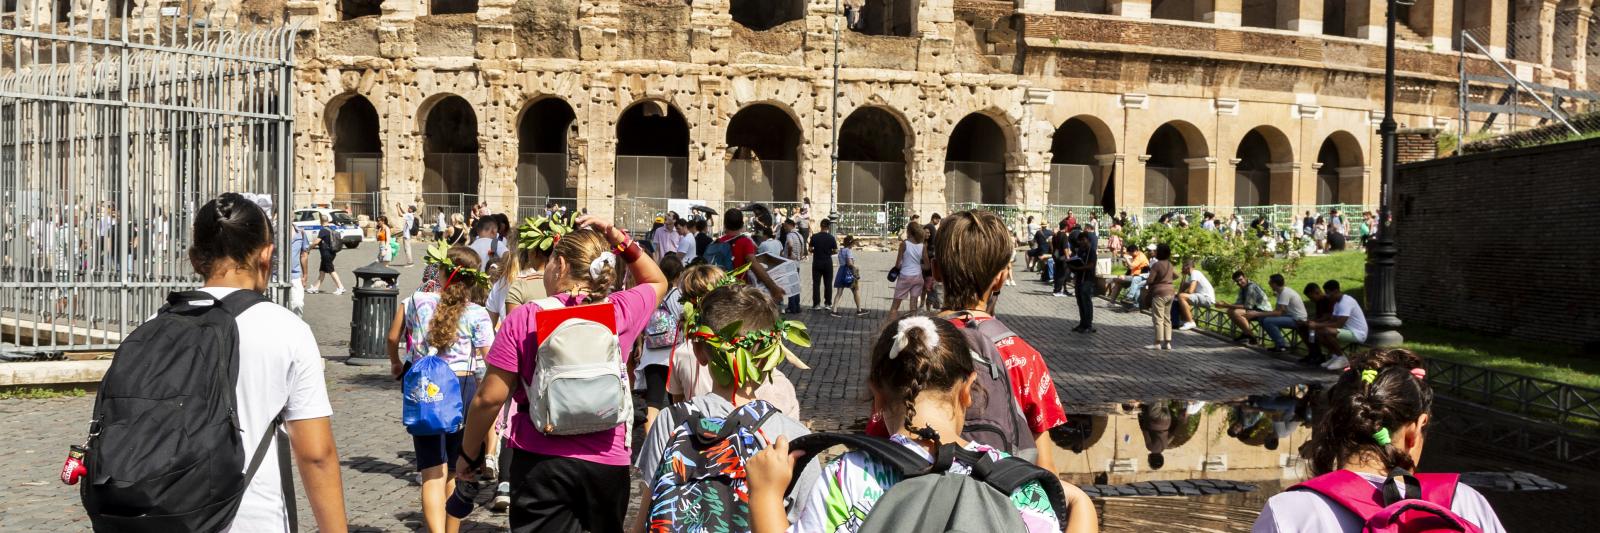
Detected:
left=589, top=251, right=615, bottom=280
left=889, top=316, right=940, bottom=360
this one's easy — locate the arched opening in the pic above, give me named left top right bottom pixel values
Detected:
left=329, top=95, right=383, bottom=217
left=837, top=107, right=908, bottom=204
left=1323, top=0, right=1352, bottom=37
left=1316, top=132, right=1364, bottom=205
left=1233, top=130, right=1276, bottom=206
left=1048, top=116, right=1113, bottom=207
left=1152, top=0, right=1197, bottom=22
left=517, top=98, right=577, bottom=212
left=944, top=113, right=1009, bottom=205
left=731, top=0, right=805, bottom=31
left=615, top=100, right=690, bottom=200
left=341, top=0, right=383, bottom=20
left=421, top=95, right=481, bottom=209
left=1054, top=0, right=1108, bottom=13
left=1241, top=0, right=1279, bottom=29
left=725, top=104, right=801, bottom=203
left=848, top=0, right=917, bottom=37
left=1143, top=122, right=1207, bottom=207
left=430, top=0, right=476, bottom=16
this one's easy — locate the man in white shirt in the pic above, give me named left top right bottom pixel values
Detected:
left=1256, top=274, right=1308, bottom=355
left=1174, top=259, right=1215, bottom=331
left=1311, top=279, right=1368, bottom=370
left=675, top=218, right=697, bottom=264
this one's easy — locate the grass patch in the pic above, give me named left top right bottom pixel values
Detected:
left=1403, top=323, right=1600, bottom=389
left=1213, top=251, right=1366, bottom=306
left=0, top=387, right=87, bottom=400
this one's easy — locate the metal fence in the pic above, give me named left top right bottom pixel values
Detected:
left=1429, top=358, right=1600, bottom=431
left=836, top=160, right=904, bottom=205
left=1047, top=163, right=1099, bottom=206
left=0, top=15, right=297, bottom=357
left=516, top=152, right=569, bottom=200
left=944, top=161, right=1004, bottom=205
left=724, top=159, right=798, bottom=203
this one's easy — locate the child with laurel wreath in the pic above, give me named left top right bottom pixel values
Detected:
left=455, top=215, right=668, bottom=533
left=666, top=263, right=803, bottom=416
left=628, top=284, right=815, bottom=533
left=384, top=243, right=495, bottom=533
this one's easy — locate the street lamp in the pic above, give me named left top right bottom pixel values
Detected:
left=1365, top=0, right=1408, bottom=348
left=829, top=0, right=844, bottom=219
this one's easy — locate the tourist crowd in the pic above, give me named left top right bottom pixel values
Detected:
left=74, top=194, right=1502, bottom=533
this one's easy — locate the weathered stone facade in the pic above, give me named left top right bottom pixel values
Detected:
left=19, top=0, right=1592, bottom=220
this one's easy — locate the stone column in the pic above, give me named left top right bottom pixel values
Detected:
left=1219, top=158, right=1241, bottom=209
left=1463, top=0, right=1510, bottom=58
left=1281, top=0, right=1323, bottom=34
left=1199, top=0, right=1241, bottom=26
left=1185, top=157, right=1216, bottom=207
left=1511, top=0, right=1557, bottom=62
left=1554, top=0, right=1593, bottom=84
left=478, top=81, right=519, bottom=215
left=1351, top=0, right=1387, bottom=42
left=581, top=80, right=619, bottom=220
left=692, top=76, right=727, bottom=207
left=1408, top=0, right=1454, bottom=51
left=1094, top=154, right=1123, bottom=211
left=1110, top=0, right=1152, bottom=18
left=1128, top=155, right=1150, bottom=209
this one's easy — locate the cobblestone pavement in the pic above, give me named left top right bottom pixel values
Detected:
left=0, top=241, right=1332, bottom=531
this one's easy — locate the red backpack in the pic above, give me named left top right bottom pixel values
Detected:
left=1291, top=470, right=1484, bottom=533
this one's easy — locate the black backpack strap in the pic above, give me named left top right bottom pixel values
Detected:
left=785, top=433, right=931, bottom=495
left=216, top=289, right=271, bottom=317
left=964, top=452, right=1071, bottom=526
left=238, top=416, right=295, bottom=530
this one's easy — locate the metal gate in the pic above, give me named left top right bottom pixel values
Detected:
left=0, top=14, right=297, bottom=358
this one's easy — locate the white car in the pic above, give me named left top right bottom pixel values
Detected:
left=293, top=208, right=364, bottom=249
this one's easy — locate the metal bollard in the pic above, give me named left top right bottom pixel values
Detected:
left=347, top=262, right=400, bottom=366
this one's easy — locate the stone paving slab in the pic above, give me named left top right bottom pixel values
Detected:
left=0, top=242, right=1332, bottom=531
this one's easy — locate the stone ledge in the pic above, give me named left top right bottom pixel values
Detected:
left=0, top=360, right=111, bottom=387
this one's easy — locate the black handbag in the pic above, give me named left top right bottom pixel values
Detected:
left=887, top=266, right=901, bottom=282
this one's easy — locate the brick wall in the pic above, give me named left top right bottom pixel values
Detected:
left=1396, top=128, right=1440, bottom=164
left=1394, top=138, right=1600, bottom=349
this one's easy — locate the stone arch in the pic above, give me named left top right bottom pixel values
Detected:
left=1143, top=120, right=1209, bottom=206
left=725, top=102, right=803, bottom=202
left=1233, top=125, right=1293, bottom=206
left=417, top=94, right=481, bottom=203
left=944, top=113, right=1011, bottom=205
left=615, top=98, right=691, bottom=200
left=1316, top=130, right=1365, bottom=205
left=837, top=105, right=912, bottom=204
left=324, top=93, right=384, bottom=202
left=730, top=0, right=805, bottom=31
left=1048, top=115, right=1117, bottom=207
left=340, top=0, right=382, bottom=19
left=516, top=96, right=578, bottom=202
left=430, top=0, right=475, bottom=16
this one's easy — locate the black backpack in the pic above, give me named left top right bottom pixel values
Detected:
left=81, top=290, right=295, bottom=533
left=946, top=313, right=1037, bottom=462
left=785, top=433, right=1069, bottom=532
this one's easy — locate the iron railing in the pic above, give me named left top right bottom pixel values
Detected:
left=0, top=11, right=298, bottom=356
left=1428, top=358, right=1600, bottom=430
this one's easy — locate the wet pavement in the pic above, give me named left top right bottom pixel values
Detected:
left=1, top=241, right=1594, bottom=531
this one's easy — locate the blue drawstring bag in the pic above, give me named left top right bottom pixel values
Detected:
left=402, top=352, right=463, bottom=436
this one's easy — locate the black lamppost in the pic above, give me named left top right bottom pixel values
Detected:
left=1365, top=0, right=1406, bottom=348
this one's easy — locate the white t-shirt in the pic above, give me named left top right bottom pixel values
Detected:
left=757, top=238, right=783, bottom=257
left=469, top=236, right=506, bottom=270
left=1277, top=286, right=1308, bottom=321
left=1332, top=294, right=1368, bottom=342
left=677, top=232, right=698, bottom=263
left=1188, top=270, right=1215, bottom=301
left=195, top=287, right=332, bottom=533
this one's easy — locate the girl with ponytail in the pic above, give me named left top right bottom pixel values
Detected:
left=1254, top=349, right=1505, bottom=532
left=385, top=243, right=495, bottom=533
left=746, top=315, right=1097, bottom=533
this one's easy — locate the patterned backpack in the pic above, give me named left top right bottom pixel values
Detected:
left=646, top=400, right=779, bottom=533
left=644, top=287, right=683, bottom=350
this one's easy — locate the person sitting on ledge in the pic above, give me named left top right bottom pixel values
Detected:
left=1174, top=259, right=1215, bottom=331
left=1107, top=244, right=1151, bottom=305
left=1255, top=274, right=1308, bottom=354
left=1215, top=270, right=1275, bottom=345
left=1309, top=280, right=1368, bottom=371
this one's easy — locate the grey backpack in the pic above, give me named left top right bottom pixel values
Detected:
left=786, top=433, right=1070, bottom=533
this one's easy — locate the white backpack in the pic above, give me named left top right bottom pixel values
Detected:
left=524, top=297, right=631, bottom=435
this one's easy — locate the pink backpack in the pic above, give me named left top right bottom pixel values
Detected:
left=1291, top=470, right=1484, bottom=533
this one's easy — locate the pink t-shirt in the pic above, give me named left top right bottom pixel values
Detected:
left=485, top=284, right=658, bottom=466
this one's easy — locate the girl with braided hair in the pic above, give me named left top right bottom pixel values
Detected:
left=384, top=243, right=495, bottom=533
left=746, top=315, right=1097, bottom=533
left=1253, top=349, right=1505, bottom=533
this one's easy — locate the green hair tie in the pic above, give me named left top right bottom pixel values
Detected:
left=1360, top=369, right=1378, bottom=385
left=1372, top=427, right=1392, bottom=446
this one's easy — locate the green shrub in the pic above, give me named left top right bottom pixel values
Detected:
left=1114, top=224, right=1294, bottom=284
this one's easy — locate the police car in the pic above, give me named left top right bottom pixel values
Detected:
left=292, top=207, right=364, bottom=249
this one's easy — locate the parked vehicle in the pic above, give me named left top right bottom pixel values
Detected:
left=293, top=208, right=364, bottom=249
